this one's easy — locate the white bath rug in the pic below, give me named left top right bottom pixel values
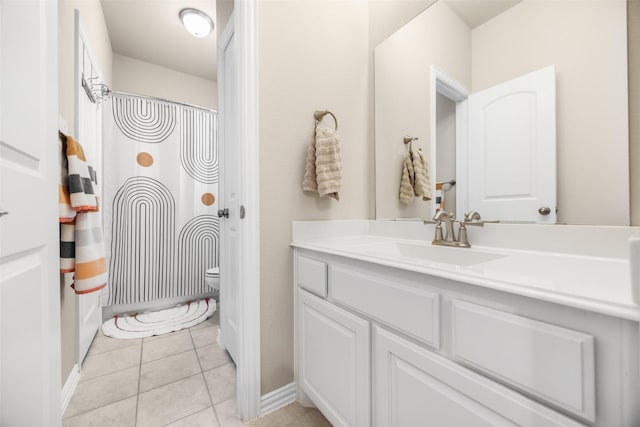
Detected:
left=102, top=298, right=216, bottom=339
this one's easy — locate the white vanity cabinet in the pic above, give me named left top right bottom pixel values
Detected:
left=374, top=326, right=584, bottom=427
left=294, top=248, right=640, bottom=427
left=298, top=289, right=371, bottom=427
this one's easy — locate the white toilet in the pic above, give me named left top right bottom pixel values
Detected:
left=205, top=267, right=220, bottom=291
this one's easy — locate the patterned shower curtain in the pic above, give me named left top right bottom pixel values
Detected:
left=102, top=93, right=219, bottom=306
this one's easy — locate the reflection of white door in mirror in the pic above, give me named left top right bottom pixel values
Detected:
left=432, top=65, right=557, bottom=223
left=466, top=65, right=556, bottom=223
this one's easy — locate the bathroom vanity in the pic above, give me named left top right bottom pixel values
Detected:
left=292, top=221, right=640, bottom=427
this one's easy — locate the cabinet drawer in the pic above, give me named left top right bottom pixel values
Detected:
left=451, top=300, right=595, bottom=422
left=374, top=325, right=585, bottom=427
left=297, top=255, right=328, bottom=297
left=330, top=264, right=439, bottom=348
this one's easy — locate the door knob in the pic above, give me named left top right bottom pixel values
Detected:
left=0, top=210, right=8, bottom=218
left=538, top=206, right=551, bottom=215
left=217, top=208, right=229, bottom=218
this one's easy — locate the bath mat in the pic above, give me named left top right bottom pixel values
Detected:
left=102, top=298, right=216, bottom=339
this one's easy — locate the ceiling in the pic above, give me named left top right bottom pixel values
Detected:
left=99, top=0, right=518, bottom=82
left=101, top=0, right=217, bottom=81
left=444, top=0, right=521, bottom=29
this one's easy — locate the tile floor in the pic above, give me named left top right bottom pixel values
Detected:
left=63, top=310, right=331, bottom=427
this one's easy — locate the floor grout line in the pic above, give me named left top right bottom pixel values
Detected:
left=142, top=328, right=194, bottom=344
left=76, top=364, right=139, bottom=385
left=134, top=337, right=144, bottom=427
left=140, top=345, right=197, bottom=365
left=78, top=350, right=142, bottom=384
left=85, top=340, right=142, bottom=358
left=159, top=406, right=216, bottom=427
left=189, top=326, right=224, bottom=426
left=139, top=372, right=205, bottom=399
left=61, top=394, right=139, bottom=421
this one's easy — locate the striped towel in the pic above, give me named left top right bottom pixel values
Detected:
left=399, top=142, right=432, bottom=204
left=302, top=126, right=342, bottom=201
left=59, top=133, right=107, bottom=294
left=435, top=182, right=444, bottom=212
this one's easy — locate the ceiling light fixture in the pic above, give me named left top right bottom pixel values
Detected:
left=179, top=8, right=214, bottom=38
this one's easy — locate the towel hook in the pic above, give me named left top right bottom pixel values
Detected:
left=314, top=110, right=338, bottom=130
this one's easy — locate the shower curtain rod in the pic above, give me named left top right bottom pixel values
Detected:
left=95, top=83, right=217, bottom=113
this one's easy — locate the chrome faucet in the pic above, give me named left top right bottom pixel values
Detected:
left=432, top=210, right=456, bottom=244
left=425, top=210, right=498, bottom=248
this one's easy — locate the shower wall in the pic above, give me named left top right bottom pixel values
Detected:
left=103, top=93, right=219, bottom=307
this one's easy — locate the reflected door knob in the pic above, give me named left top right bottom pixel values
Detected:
left=217, top=208, right=229, bottom=218
left=0, top=209, right=8, bottom=218
left=538, top=206, right=551, bottom=215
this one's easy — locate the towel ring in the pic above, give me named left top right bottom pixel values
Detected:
left=314, top=110, right=338, bottom=130
left=404, top=136, right=418, bottom=144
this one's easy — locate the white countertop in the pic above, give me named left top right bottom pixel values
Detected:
left=291, top=221, right=640, bottom=322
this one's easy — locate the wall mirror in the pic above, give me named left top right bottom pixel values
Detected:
left=374, top=0, right=630, bottom=225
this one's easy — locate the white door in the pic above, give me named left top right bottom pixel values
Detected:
left=0, top=1, right=62, bottom=425
left=467, top=65, right=556, bottom=223
left=75, top=12, right=103, bottom=365
left=298, top=290, right=370, bottom=427
left=218, top=21, right=240, bottom=363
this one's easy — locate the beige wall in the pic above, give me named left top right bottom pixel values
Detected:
left=257, top=0, right=371, bottom=394
left=112, top=54, right=217, bottom=110
left=630, top=0, right=640, bottom=226
left=375, top=1, right=471, bottom=219
left=58, top=0, right=113, bottom=384
left=368, top=0, right=435, bottom=217
left=472, top=0, right=629, bottom=225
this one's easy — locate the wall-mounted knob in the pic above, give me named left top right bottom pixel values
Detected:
left=0, top=210, right=8, bottom=218
left=538, top=206, right=551, bottom=215
left=217, top=208, right=229, bottom=218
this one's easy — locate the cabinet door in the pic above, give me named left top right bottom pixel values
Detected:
left=298, top=289, right=371, bottom=427
left=373, top=326, right=584, bottom=427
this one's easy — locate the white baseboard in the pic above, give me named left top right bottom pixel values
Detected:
left=260, top=382, right=297, bottom=416
left=61, top=364, right=81, bottom=415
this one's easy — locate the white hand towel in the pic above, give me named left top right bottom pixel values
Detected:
left=302, top=134, right=318, bottom=193
left=303, top=126, right=342, bottom=201
left=315, top=127, right=341, bottom=200
left=399, top=143, right=432, bottom=204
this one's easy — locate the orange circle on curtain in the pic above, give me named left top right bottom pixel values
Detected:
left=136, top=152, right=154, bottom=167
left=201, top=193, right=215, bottom=206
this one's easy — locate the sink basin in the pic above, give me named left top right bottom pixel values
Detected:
left=364, top=242, right=506, bottom=266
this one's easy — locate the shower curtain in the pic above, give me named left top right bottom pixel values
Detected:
left=102, top=93, right=219, bottom=306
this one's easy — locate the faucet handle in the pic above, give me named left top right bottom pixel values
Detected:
left=463, top=211, right=500, bottom=225
left=464, top=211, right=482, bottom=222
left=432, top=210, right=452, bottom=221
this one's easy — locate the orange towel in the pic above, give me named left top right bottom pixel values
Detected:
left=59, top=132, right=107, bottom=294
